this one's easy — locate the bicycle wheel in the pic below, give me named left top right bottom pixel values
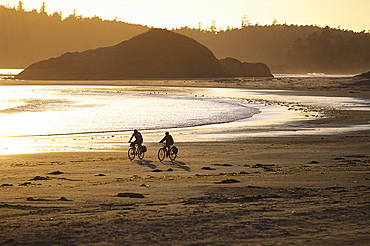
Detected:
left=128, top=147, right=135, bottom=160
left=158, top=148, right=165, bottom=161
left=169, top=147, right=177, bottom=161
left=138, top=148, right=145, bottom=160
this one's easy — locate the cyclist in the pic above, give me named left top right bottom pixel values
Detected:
left=129, top=129, right=143, bottom=148
left=159, top=132, right=174, bottom=156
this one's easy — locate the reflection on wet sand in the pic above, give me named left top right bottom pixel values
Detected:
left=0, top=85, right=369, bottom=155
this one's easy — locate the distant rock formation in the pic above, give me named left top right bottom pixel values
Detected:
left=16, top=29, right=273, bottom=80
left=355, top=71, right=370, bottom=78
left=219, top=57, right=273, bottom=77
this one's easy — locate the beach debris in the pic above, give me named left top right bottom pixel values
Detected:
left=96, top=173, right=106, bottom=176
left=1, top=183, right=13, bottom=187
left=115, top=193, right=145, bottom=198
left=213, top=163, right=233, bottom=166
left=58, top=197, right=72, bottom=201
left=27, top=197, right=46, bottom=201
left=252, top=164, right=277, bottom=171
left=30, top=176, right=51, bottom=181
left=48, top=171, right=64, bottom=175
left=146, top=203, right=169, bottom=206
left=232, top=195, right=263, bottom=202
left=152, top=169, right=163, bottom=172
left=240, top=171, right=250, bottom=174
left=202, top=167, right=215, bottom=170
left=215, top=179, right=241, bottom=184
left=141, top=184, right=150, bottom=187
left=167, top=168, right=174, bottom=172
left=19, top=182, right=32, bottom=186
left=56, top=177, right=82, bottom=181
left=309, top=161, right=320, bottom=164
left=26, top=197, right=72, bottom=201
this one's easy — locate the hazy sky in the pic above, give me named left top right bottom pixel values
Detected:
left=2, top=0, right=369, bottom=32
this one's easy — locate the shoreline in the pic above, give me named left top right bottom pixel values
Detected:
left=1, top=76, right=369, bottom=245
left=1, top=77, right=369, bottom=155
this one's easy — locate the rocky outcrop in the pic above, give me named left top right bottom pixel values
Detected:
left=355, top=71, right=370, bottom=78
left=219, top=57, right=273, bottom=77
left=16, top=29, right=273, bottom=80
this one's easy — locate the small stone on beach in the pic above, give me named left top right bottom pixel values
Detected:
left=58, top=197, right=72, bottom=201
left=215, top=179, right=241, bottom=184
left=202, top=167, right=215, bottom=170
left=48, top=171, right=64, bottom=175
left=30, top=176, right=51, bottom=181
left=309, top=161, right=320, bottom=164
left=116, top=193, right=145, bottom=198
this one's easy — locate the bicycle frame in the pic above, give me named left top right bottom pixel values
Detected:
left=128, top=143, right=144, bottom=160
left=158, top=144, right=177, bottom=161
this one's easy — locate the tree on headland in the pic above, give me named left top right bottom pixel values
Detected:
left=208, top=20, right=217, bottom=32
left=40, top=1, right=47, bottom=14
left=241, top=15, right=251, bottom=28
left=16, top=1, right=24, bottom=11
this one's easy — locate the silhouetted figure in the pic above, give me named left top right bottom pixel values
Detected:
left=129, top=129, right=143, bottom=147
left=159, top=132, right=174, bottom=156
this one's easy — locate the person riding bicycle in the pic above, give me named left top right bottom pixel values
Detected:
left=159, top=132, right=174, bottom=156
left=129, top=129, right=143, bottom=148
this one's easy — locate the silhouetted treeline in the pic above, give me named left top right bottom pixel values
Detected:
left=1, top=5, right=369, bottom=74
left=0, top=5, right=149, bottom=68
left=284, top=27, right=369, bottom=73
left=176, top=25, right=370, bottom=74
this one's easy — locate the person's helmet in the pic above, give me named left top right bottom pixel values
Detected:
left=165, top=132, right=169, bottom=135
left=134, top=129, right=138, bottom=133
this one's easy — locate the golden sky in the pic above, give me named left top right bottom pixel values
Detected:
left=2, top=0, right=369, bottom=32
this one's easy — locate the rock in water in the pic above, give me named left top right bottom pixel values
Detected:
left=16, top=29, right=273, bottom=80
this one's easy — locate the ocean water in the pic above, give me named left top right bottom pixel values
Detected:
left=0, top=86, right=258, bottom=138
left=0, top=68, right=23, bottom=78
left=0, top=84, right=369, bottom=154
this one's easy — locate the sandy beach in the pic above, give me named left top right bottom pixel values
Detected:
left=1, top=76, right=369, bottom=245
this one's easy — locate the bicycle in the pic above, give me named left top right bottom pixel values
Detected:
left=128, top=144, right=146, bottom=160
left=158, top=144, right=178, bottom=161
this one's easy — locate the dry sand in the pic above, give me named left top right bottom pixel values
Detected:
left=0, top=76, right=369, bottom=245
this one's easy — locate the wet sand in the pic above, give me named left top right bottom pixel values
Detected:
left=0, top=76, right=369, bottom=245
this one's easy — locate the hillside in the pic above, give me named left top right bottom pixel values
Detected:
left=0, top=5, right=148, bottom=68
left=16, top=29, right=272, bottom=80
left=176, top=26, right=370, bottom=74
left=1, top=5, right=369, bottom=74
